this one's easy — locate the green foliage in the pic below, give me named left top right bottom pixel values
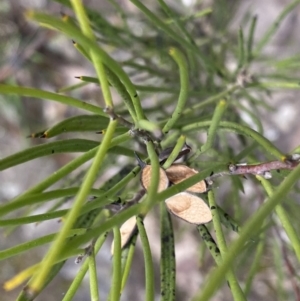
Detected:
left=1, top=1, right=300, bottom=300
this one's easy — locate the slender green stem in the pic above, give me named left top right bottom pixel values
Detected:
left=162, top=48, right=189, bottom=134
left=0, top=139, right=99, bottom=171
left=74, top=59, right=137, bottom=122
left=0, top=229, right=85, bottom=261
left=0, top=85, right=105, bottom=115
left=244, top=233, right=265, bottom=295
left=162, top=135, right=186, bottom=169
left=57, top=81, right=88, bottom=93
left=197, top=225, right=221, bottom=264
left=246, top=15, right=257, bottom=64
left=140, top=142, right=160, bottom=215
left=121, top=233, right=138, bottom=291
left=88, top=248, right=100, bottom=301
left=254, top=81, right=300, bottom=89
left=110, top=227, right=122, bottom=301
left=160, top=202, right=176, bottom=301
left=0, top=188, right=101, bottom=217
left=164, top=8, right=212, bottom=24
left=208, top=191, right=246, bottom=301
left=254, top=0, right=300, bottom=56
left=257, top=176, right=300, bottom=262
left=157, top=0, right=196, bottom=46
left=61, top=233, right=108, bottom=301
left=182, top=120, right=285, bottom=160
left=195, top=164, right=300, bottom=301
left=273, top=239, right=286, bottom=300
left=136, top=216, right=155, bottom=301
left=105, top=68, right=137, bottom=122
left=71, top=0, right=113, bottom=108
left=237, top=27, right=245, bottom=71
left=28, top=119, right=117, bottom=295
left=0, top=210, right=68, bottom=226
left=217, top=206, right=241, bottom=233
left=200, top=100, right=227, bottom=153
left=182, top=85, right=238, bottom=115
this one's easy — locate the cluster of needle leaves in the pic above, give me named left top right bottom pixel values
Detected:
left=1, top=0, right=300, bottom=301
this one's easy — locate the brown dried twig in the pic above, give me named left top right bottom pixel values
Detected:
left=208, top=154, right=300, bottom=181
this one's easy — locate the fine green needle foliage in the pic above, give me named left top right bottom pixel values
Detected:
left=1, top=1, right=300, bottom=301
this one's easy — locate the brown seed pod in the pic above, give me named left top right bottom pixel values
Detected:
left=165, top=164, right=207, bottom=193
left=111, top=216, right=137, bottom=255
left=141, top=165, right=169, bottom=192
left=165, top=192, right=212, bottom=225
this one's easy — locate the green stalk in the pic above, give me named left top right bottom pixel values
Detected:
left=162, top=48, right=189, bottom=134
left=200, top=100, right=228, bottom=153
left=0, top=139, right=99, bottom=171
left=71, top=0, right=113, bottom=108
left=255, top=81, right=300, bottom=89
left=0, top=85, right=105, bottom=115
left=0, top=210, right=69, bottom=226
left=182, top=85, right=238, bottom=115
left=182, top=120, right=285, bottom=160
left=61, top=233, right=108, bottom=301
left=254, top=0, right=300, bottom=57
left=273, top=239, right=286, bottom=300
left=120, top=233, right=138, bottom=291
left=110, top=227, right=122, bottom=301
left=208, top=191, right=246, bottom=301
left=157, top=0, right=196, bottom=46
left=74, top=56, right=137, bottom=122
left=244, top=233, right=265, bottom=295
left=0, top=188, right=101, bottom=216
left=160, top=202, right=175, bottom=301
left=246, top=15, right=257, bottom=64
left=57, top=81, right=88, bottom=93
left=88, top=248, right=100, bottom=301
left=257, top=176, right=300, bottom=262
left=197, top=225, right=221, bottom=264
left=162, top=135, right=186, bottom=169
left=105, top=68, right=137, bottom=122
left=217, top=206, right=241, bottom=233
left=0, top=229, right=85, bottom=261
left=140, top=142, right=160, bottom=215
left=237, top=27, right=245, bottom=71
left=136, top=216, right=155, bottom=301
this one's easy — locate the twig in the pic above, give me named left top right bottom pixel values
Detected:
left=207, top=155, right=300, bottom=181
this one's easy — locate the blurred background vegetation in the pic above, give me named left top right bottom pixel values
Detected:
left=1, top=1, right=300, bottom=300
